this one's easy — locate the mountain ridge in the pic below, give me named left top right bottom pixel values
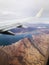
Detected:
left=0, top=34, right=49, bottom=65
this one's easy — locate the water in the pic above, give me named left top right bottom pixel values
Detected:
left=0, top=27, right=41, bottom=46
left=0, top=33, right=32, bottom=46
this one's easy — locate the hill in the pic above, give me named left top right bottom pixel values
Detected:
left=0, top=34, right=49, bottom=65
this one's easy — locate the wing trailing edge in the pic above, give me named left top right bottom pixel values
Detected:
left=0, top=30, right=15, bottom=35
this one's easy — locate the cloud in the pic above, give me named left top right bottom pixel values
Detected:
left=0, top=10, right=16, bottom=16
left=0, top=0, right=49, bottom=20
left=2, top=11, right=15, bottom=15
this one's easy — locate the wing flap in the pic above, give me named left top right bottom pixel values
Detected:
left=0, top=31, right=15, bottom=35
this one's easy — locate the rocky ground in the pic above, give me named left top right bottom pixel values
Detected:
left=0, top=34, right=49, bottom=65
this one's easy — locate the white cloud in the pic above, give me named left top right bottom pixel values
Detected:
left=2, top=11, right=15, bottom=15
left=0, top=10, right=16, bottom=15
left=0, top=0, right=49, bottom=21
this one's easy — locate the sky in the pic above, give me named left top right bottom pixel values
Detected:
left=0, top=0, right=49, bottom=23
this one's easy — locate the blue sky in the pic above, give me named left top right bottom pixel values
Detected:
left=0, top=0, right=49, bottom=23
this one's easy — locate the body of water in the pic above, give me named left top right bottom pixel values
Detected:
left=0, top=33, right=32, bottom=46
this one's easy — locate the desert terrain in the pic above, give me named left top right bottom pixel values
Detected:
left=0, top=33, right=49, bottom=65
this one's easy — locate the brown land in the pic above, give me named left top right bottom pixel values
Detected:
left=0, top=34, right=49, bottom=65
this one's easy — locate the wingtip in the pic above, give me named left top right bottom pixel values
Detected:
left=35, top=8, right=43, bottom=18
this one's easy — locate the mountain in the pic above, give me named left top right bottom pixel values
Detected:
left=10, top=27, right=37, bottom=33
left=10, top=24, right=49, bottom=34
left=0, top=34, right=49, bottom=65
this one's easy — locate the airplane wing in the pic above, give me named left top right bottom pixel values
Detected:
left=35, top=8, right=43, bottom=17
left=0, top=23, right=22, bottom=35
left=0, top=8, right=43, bottom=35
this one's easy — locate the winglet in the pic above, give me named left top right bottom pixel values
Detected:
left=35, top=8, right=43, bottom=18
